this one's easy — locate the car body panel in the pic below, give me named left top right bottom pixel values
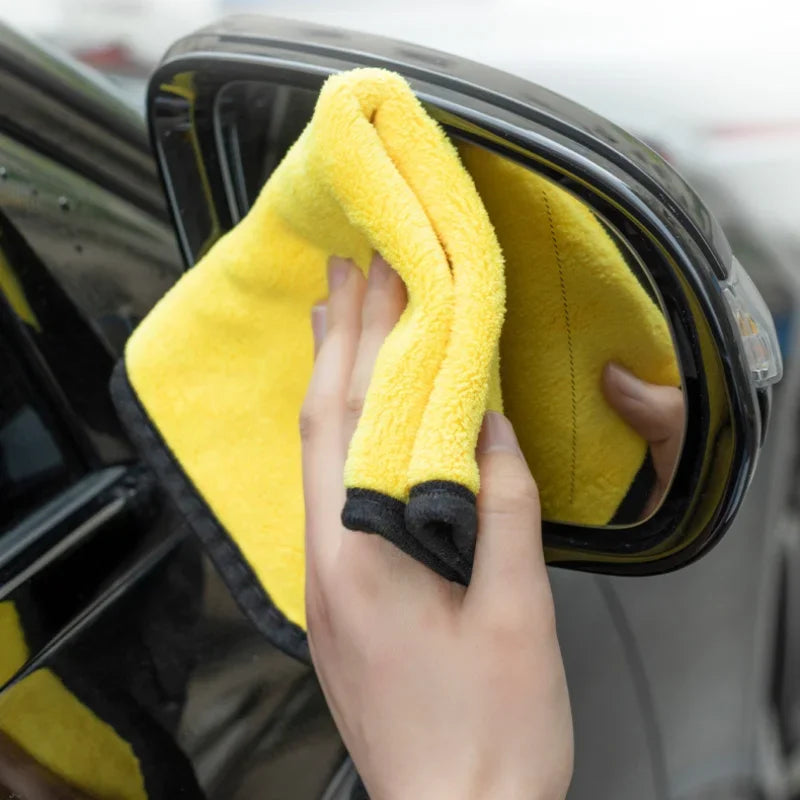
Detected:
left=0, top=25, right=343, bottom=800
left=1, top=21, right=799, bottom=800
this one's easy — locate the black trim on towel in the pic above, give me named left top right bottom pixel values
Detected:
left=406, top=481, right=476, bottom=584
left=342, top=488, right=464, bottom=583
left=110, top=360, right=310, bottom=664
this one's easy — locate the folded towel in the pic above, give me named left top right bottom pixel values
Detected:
left=111, top=68, right=678, bottom=660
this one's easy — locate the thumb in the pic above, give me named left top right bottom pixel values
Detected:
left=467, top=412, right=546, bottom=610
left=603, top=362, right=684, bottom=444
left=603, top=362, right=684, bottom=497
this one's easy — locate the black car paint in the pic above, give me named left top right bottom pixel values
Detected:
left=0, top=25, right=345, bottom=799
left=9, top=16, right=788, bottom=800
left=0, top=18, right=773, bottom=800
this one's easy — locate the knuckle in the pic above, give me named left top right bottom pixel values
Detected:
left=298, top=401, right=324, bottom=441
left=480, top=589, right=558, bottom=654
left=299, top=393, right=339, bottom=440
left=479, top=454, right=540, bottom=512
left=344, top=393, right=365, bottom=425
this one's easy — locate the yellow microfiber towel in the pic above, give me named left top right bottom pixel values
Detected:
left=111, top=68, right=678, bottom=660
left=0, top=602, right=146, bottom=799
left=458, top=142, right=681, bottom=524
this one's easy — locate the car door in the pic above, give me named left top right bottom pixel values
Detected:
left=10, top=19, right=798, bottom=800
left=134, top=17, right=800, bottom=800
left=0, top=24, right=350, bottom=800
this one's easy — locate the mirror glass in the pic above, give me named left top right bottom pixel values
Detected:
left=214, top=80, right=687, bottom=528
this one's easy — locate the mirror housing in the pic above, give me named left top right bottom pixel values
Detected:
left=145, top=15, right=779, bottom=576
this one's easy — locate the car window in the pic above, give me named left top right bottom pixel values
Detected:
left=0, top=131, right=180, bottom=469
left=0, top=332, right=74, bottom=530
left=0, top=215, right=86, bottom=533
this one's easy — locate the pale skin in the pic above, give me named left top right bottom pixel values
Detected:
left=301, top=254, right=684, bottom=800
left=301, top=254, right=574, bottom=800
left=603, top=362, right=685, bottom=519
left=0, top=262, right=681, bottom=800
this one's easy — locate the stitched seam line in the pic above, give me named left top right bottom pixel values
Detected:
left=410, top=489, right=475, bottom=501
left=346, top=495, right=405, bottom=514
left=542, top=189, right=577, bottom=506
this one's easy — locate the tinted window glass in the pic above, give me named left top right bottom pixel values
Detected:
left=0, top=333, right=72, bottom=529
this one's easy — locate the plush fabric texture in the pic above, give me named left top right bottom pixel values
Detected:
left=113, top=68, right=678, bottom=658
left=459, top=143, right=680, bottom=524
left=0, top=602, right=147, bottom=800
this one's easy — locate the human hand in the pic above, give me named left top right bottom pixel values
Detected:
left=603, top=362, right=685, bottom=520
left=300, top=254, right=573, bottom=800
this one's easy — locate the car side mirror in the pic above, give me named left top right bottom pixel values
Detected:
left=144, top=15, right=780, bottom=579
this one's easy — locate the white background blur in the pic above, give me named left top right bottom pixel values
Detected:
left=0, top=0, right=797, bottom=241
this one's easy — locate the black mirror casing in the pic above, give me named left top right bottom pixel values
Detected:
left=145, top=15, right=767, bottom=576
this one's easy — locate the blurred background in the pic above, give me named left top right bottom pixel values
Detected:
left=0, top=3, right=798, bottom=798
left=1, top=0, right=798, bottom=326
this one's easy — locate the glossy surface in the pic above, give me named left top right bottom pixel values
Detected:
left=0, top=21, right=797, bottom=800
left=165, top=15, right=733, bottom=281
left=0, top=27, right=349, bottom=800
left=0, top=22, right=163, bottom=216
left=0, top=330, right=77, bottom=530
left=214, top=78, right=687, bottom=528
left=147, top=19, right=760, bottom=575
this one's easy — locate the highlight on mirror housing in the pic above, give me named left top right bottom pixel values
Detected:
left=213, top=79, right=685, bottom=529
left=147, top=15, right=781, bottom=575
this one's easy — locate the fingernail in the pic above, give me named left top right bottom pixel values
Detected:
left=368, top=253, right=393, bottom=285
left=477, top=411, right=523, bottom=456
left=328, top=257, right=352, bottom=291
left=606, top=362, right=646, bottom=401
left=311, top=304, right=327, bottom=354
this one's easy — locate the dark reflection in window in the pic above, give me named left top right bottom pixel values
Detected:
left=0, top=207, right=131, bottom=468
left=216, top=81, right=318, bottom=219
left=0, top=334, right=71, bottom=529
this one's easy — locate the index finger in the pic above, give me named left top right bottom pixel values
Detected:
left=301, top=258, right=365, bottom=573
